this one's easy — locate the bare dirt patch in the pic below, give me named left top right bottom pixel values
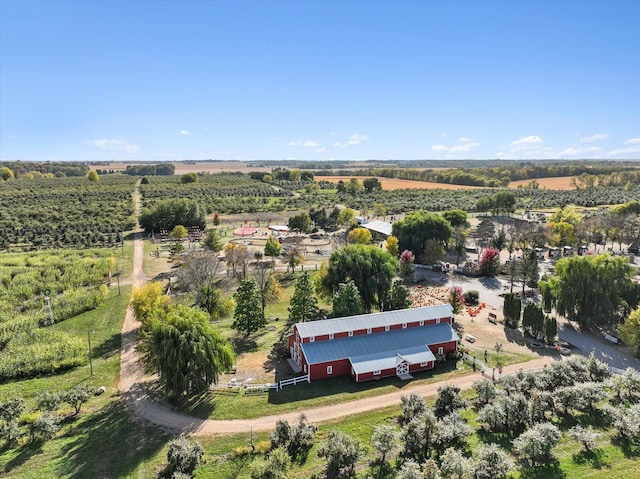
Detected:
left=315, top=175, right=479, bottom=190
left=408, top=285, right=534, bottom=356
left=509, top=176, right=577, bottom=190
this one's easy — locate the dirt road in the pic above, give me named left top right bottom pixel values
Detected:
left=118, top=185, right=554, bottom=435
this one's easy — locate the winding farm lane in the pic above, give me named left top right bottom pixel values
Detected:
left=118, top=186, right=554, bottom=435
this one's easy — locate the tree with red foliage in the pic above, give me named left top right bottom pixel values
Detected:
left=399, top=250, right=415, bottom=276
left=479, top=247, right=501, bottom=277
left=448, top=286, right=465, bottom=313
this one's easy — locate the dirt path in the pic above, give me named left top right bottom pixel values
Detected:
left=118, top=186, right=554, bottom=435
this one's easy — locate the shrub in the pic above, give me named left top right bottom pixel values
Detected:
left=31, top=412, right=61, bottom=441
left=166, top=436, right=204, bottom=476
left=463, top=290, right=479, bottom=305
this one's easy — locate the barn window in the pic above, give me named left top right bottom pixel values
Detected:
left=385, top=325, right=390, bottom=331
left=329, top=333, right=334, bottom=339
left=310, top=336, right=315, bottom=342
left=419, top=320, right=424, bottom=326
left=373, top=370, right=381, bottom=375
left=436, top=318, right=441, bottom=324
left=348, top=331, right=353, bottom=337
left=367, top=328, right=372, bottom=334
left=304, top=364, right=307, bottom=373
left=438, top=347, right=444, bottom=355
left=327, top=366, right=333, bottom=374
left=402, top=323, right=407, bottom=329
left=420, top=362, right=427, bottom=367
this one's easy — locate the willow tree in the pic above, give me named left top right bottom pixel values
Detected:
left=143, top=305, right=234, bottom=397
left=323, top=244, right=397, bottom=312
left=391, top=211, right=452, bottom=264
left=550, top=254, right=638, bottom=329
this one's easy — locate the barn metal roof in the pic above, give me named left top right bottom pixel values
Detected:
left=300, top=322, right=459, bottom=366
left=296, top=304, right=454, bottom=339
left=361, top=220, right=393, bottom=236
left=350, top=345, right=436, bottom=375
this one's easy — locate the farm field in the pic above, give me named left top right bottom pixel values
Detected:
left=315, top=175, right=479, bottom=190
left=509, top=176, right=578, bottom=190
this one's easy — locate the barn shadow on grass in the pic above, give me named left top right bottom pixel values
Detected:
left=267, top=360, right=461, bottom=404
left=57, top=400, right=169, bottom=479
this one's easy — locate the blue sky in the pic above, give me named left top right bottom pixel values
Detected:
left=1, top=0, right=639, bottom=162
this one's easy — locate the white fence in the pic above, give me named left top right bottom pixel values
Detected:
left=245, top=383, right=279, bottom=394
left=462, top=353, right=501, bottom=380
left=278, top=374, right=311, bottom=389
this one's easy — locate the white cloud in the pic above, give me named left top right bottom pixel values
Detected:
left=459, top=137, right=473, bottom=143
left=579, top=133, right=609, bottom=143
left=450, top=145, right=470, bottom=152
left=608, top=146, right=640, bottom=156
left=347, top=133, right=369, bottom=145
left=333, top=133, right=369, bottom=148
left=314, top=147, right=326, bottom=153
left=85, top=139, right=139, bottom=153
left=510, top=135, right=543, bottom=151
left=178, top=130, right=194, bottom=136
left=288, top=140, right=320, bottom=148
left=559, top=146, right=603, bottom=156
left=431, top=145, right=448, bottom=151
left=440, top=132, right=448, bottom=137
left=624, top=138, right=640, bottom=145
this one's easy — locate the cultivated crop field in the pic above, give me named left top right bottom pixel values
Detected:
left=0, top=175, right=136, bottom=250
left=139, top=173, right=298, bottom=214
left=509, top=176, right=578, bottom=190
left=0, top=249, right=115, bottom=380
left=315, top=175, right=479, bottom=190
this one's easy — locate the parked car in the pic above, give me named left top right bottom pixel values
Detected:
left=464, top=334, right=476, bottom=343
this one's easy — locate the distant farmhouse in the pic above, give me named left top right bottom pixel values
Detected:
left=287, top=305, right=459, bottom=382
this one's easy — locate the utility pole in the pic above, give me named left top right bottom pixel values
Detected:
left=88, top=331, right=93, bottom=376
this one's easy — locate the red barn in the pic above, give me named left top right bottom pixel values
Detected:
left=287, top=304, right=459, bottom=382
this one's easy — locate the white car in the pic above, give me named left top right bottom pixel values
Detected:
left=464, top=334, right=476, bottom=343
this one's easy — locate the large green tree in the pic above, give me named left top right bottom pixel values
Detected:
left=386, top=279, right=411, bottom=311
left=233, top=279, right=266, bottom=335
left=140, top=198, right=206, bottom=234
left=288, top=272, right=318, bottom=323
left=332, top=281, right=364, bottom=318
left=620, top=307, right=640, bottom=357
left=323, top=244, right=397, bottom=312
left=392, top=211, right=453, bottom=263
left=143, top=305, right=234, bottom=397
left=264, top=236, right=282, bottom=259
left=543, top=254, right=638, bottom=329
left=287, top=212, right=313, bottom=233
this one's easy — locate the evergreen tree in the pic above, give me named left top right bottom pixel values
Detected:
left=502, top=293, right=522, bottom=328
left=233, top=279, right=266, bottom=335
left=386, top=280, right=411, bottom=311
left=332, top=281, right=364, bottom=318
left=288, top=272, right=318, bottom=323
left=202, top=229, right=223, bottom=252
